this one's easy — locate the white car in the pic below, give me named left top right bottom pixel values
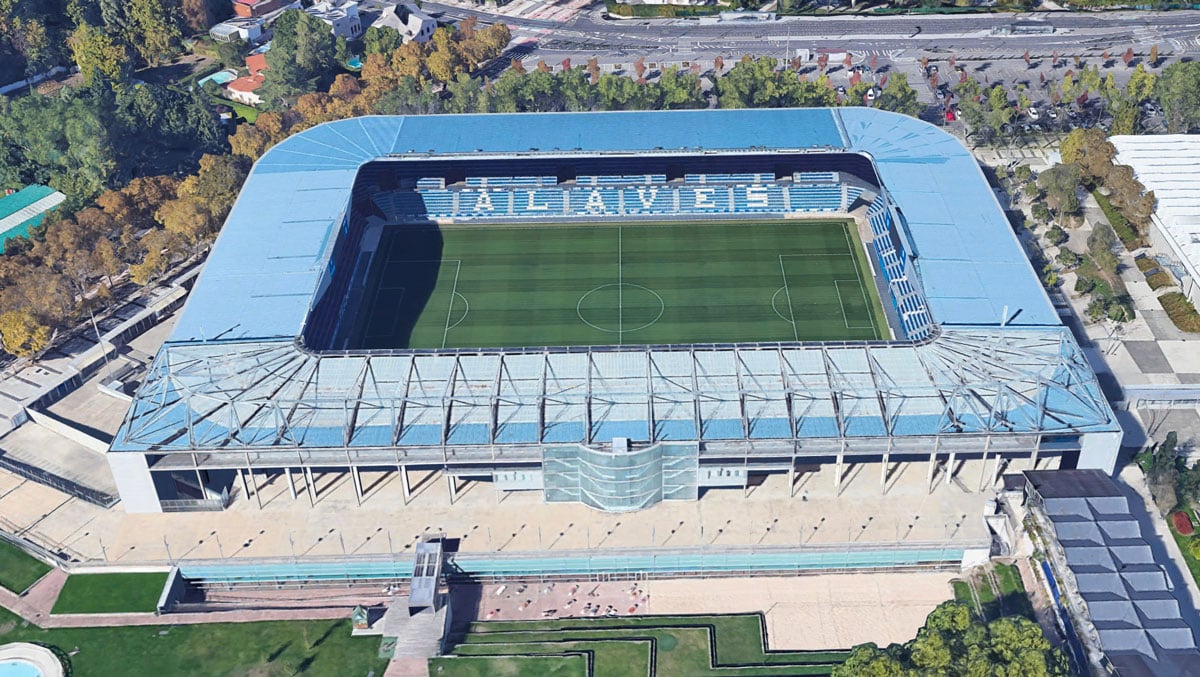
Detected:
left=1047, top=108, right=1058, bottom=119
left=1027, top=107, right=1040, bottom=120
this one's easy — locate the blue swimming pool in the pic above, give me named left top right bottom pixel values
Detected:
left=197, top=69, right=238, bottom=87
left=0, top=661, right=43, bottom=677
left=347, top=56, right=362, bottom=69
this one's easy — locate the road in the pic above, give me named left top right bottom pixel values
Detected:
left=423, top=3, right=1200, bottom=61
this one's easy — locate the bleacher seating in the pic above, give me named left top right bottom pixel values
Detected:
left=465, top=176, right=556, bottom=187
left=416, top=177, right=445, bottom=190
left=578, top=174, right=666, bottom=185
left=795, top=171, right=839, bottom=184
left=685, top=172, right=774, bottom=184
left=787, top=186, right=842, bottom=212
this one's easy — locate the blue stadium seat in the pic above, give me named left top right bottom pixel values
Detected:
left=677, top=186, right=730, bottom=213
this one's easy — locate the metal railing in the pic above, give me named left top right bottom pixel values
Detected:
left=0, top=453, right=117, bottom=508
left=161, top=488, right=230, bottom=512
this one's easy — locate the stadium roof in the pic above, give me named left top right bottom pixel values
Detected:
left=170, top=108, right=1055, bottom=345
left=111, top=109, right=1117, bottom=455
left=1110, top=135, right=1200, bottom=292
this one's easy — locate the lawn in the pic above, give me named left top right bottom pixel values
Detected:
left=0, top=539, right=51, bottom=594
left=347, top=219, right=889, bottom=350
left=445, top=614, right=849, bottom=676
left=952, top=580, right=973, bottom=607
left=430, top=654, right=587, bottom=677
left=51, top=572, right=168, bottom=614
left=0, top=606, right=387, bottom=676
left=1092, top=190, right=1140, bottom=250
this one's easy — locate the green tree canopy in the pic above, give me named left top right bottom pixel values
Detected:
left=874, top=72, right=921, bottom=117
left=1156, top=61, right=1200, bottom=132
left=833, top=602, right=1069, bottom=677
left=259, top=9, right=337, bottom=108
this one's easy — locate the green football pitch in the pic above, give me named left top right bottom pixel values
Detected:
left=352, top=219, right=890, bottom=350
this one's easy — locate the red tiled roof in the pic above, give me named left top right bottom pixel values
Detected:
left=246, top=53, right=269, bottom=75
left=227, top=74, right=265, bottom=93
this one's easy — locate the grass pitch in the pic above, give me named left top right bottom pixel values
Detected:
left=354, top=219, right=889, bottom=350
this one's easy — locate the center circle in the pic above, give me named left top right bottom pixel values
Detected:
left=577, top=283, right=665, bottom=334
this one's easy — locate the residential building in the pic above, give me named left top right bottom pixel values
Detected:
left=209, top=17, right=265, bottom=43
left=233, top=0, right=291, bottom=17
left=371, top=3, right=436, bottom=44
left=306, top=0, right=363, bottom=39
left=225, top=53, right=269, bottom=106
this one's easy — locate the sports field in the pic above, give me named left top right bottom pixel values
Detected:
left=352, top=219, right=889, bottom=350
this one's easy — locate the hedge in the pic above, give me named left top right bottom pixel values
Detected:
left=1159, top=292, right=1200, bottom=333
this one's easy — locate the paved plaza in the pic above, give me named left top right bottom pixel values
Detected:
left=0, top=451, right=1016, bottom=566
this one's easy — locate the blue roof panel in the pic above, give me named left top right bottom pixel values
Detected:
left=169, top=108, right=1059, bottom=348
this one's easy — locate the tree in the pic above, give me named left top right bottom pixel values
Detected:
left=181, top=0, right=218, bottom=33
left=216, top=38, right=247, bottom=69
left=833, top=602, right=1068, bottom=677
left=258, top=9, right=337, bottom=107
left=1060, top=128, right=1115, bottom=181
left=125, top=0, right=183, bottom=66
left=874, top=72, right=920, bottom=117
left=1045, top=225, right=1068, bottom=246
left=362, top=25, right=403, bottom=56
left=1146, top=431, right=1180, bottom=512
left=1156, top=61, right=1200, bottom=132
left=0, top=310, right=51, bottom=358
left=1038, top=163, right=1082, bottom=215
left=68, top=23, right=130, bottom=86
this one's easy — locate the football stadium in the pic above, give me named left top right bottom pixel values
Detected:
left=107, top=107, right=1122, bottom=523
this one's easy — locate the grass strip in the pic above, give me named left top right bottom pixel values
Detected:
left=51, top=572, right=168, bottom=615
left=1159, top=292, right=1200, bottom=333
left=0, top=539, right=51, bottom=594
left=0, top=607, right=387, bottom=676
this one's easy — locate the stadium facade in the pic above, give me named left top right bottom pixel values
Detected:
left=108, top=108, right=1122, bottom=513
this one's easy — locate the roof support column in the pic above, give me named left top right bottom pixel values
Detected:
left=927, top=437, right=941, bottom=495
left=979, top=435, right=992, bottom=492
left=304, top=466, right=316, bottom=507
left=285, top=467, right=297, bottom=500
left=788, top=455, right=795, bottom=498
left=881, top=437, right=892, bottom=493
left=991, top=453, right=1003, bottom=490
left=945, top=451, right=956, bottom=485
left=239, top=467, right=250, bottom=505
left=1031, top=434, right=1041, bottom=471
left=835, top=439, right=845, bottom=496
left=247, top=453, right=261, bottom=510
left=349, top=450, right=362, bottom=505
left=446, top=472, right=457, bottom=505
left=400, top=464, right=411, bottom=505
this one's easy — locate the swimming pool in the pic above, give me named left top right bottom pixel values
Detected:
left=197, top=69, right=238, bottom=87
left=347, top=56, right=362, bottom=69
left=0, top=644, right=62, bottom=677
left=0, top=661, right=43, bottom=677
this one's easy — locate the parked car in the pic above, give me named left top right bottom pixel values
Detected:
left=1027, top=107, right=1040, bottom=120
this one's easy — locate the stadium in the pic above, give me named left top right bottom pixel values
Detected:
left=107, top=107, right=1122, bottom=518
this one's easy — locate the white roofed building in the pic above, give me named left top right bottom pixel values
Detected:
left=306, top=0, right=363, bottom=39
left=1110, top=135, right=1200, bottom=306
left=371, top=3, right=435, bottom=44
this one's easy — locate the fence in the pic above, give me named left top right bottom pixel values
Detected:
left=0, top=452, right=117, bottom=508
